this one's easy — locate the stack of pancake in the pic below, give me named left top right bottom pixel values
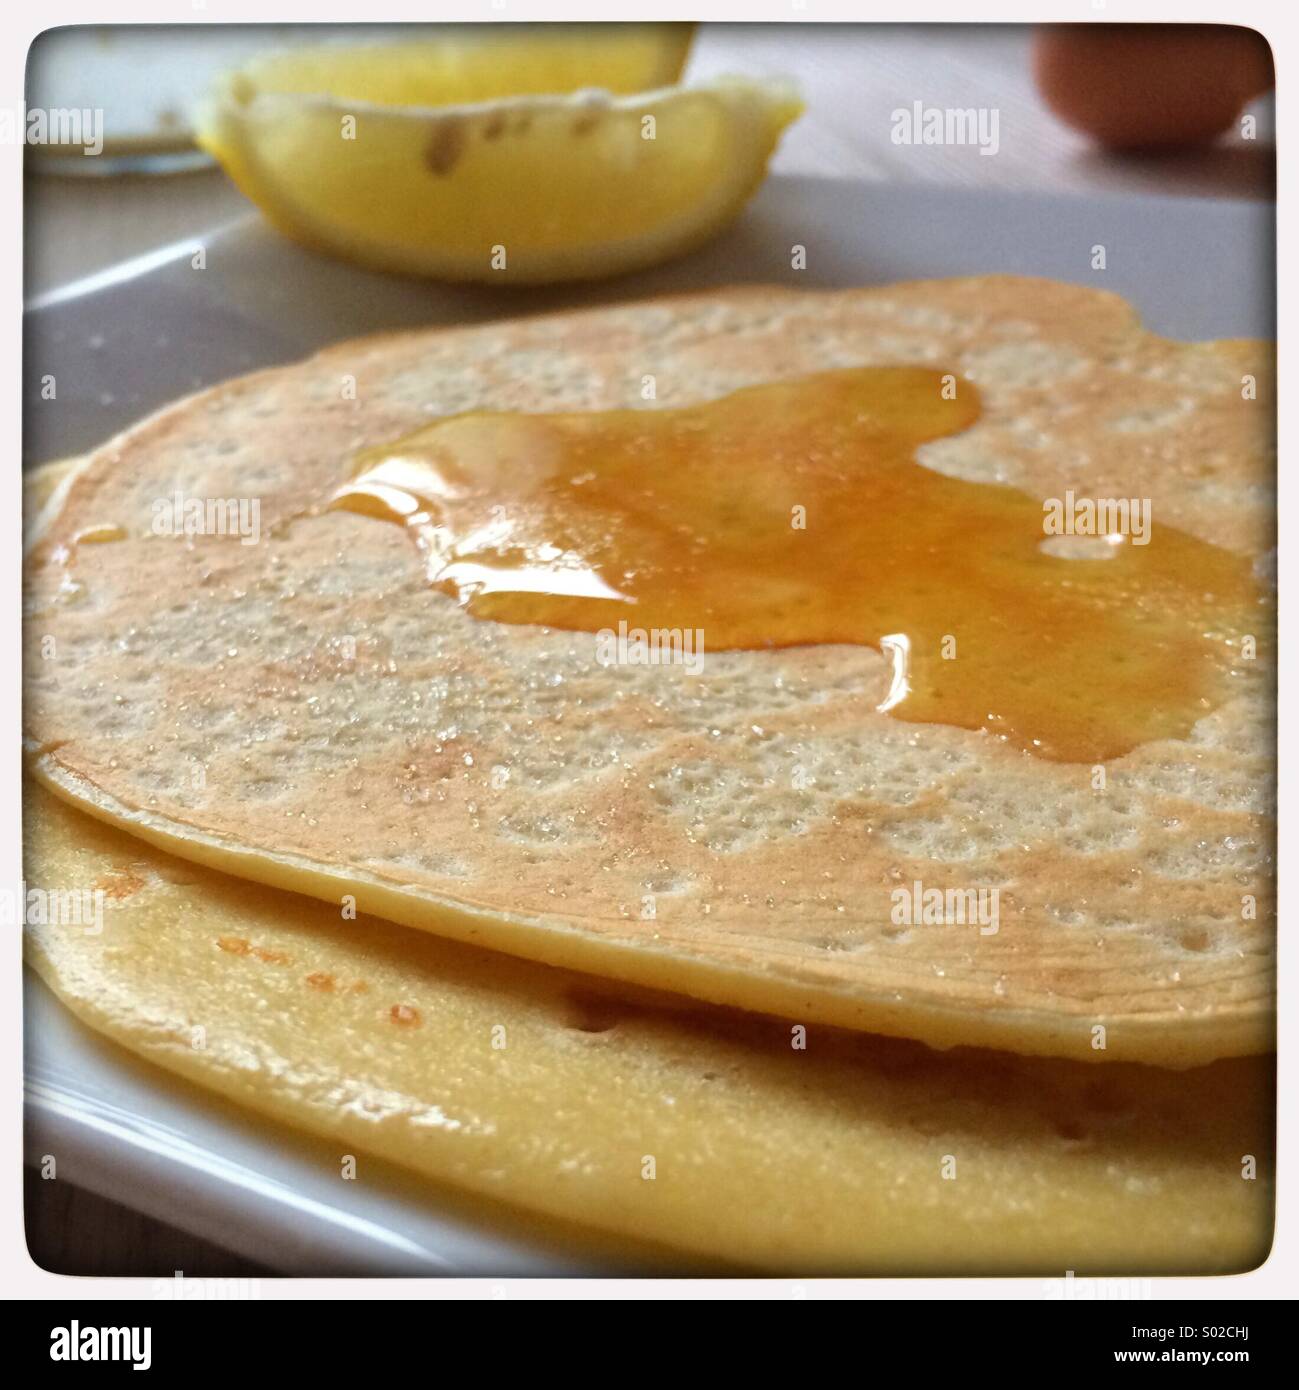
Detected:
left=23, top=277, right=1275, bottom=1273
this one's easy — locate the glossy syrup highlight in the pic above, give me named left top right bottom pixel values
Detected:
left=330, top=366, right=1265, bottom=762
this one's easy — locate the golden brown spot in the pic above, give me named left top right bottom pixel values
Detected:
left=306, top=971, right=336, bottom=991
left=572, top=110, right=599, bottom=137
left=424, top=118, right=467, bottom=176
left=94, top=866, right=147, bottom=900
left=482, top=111, right=507, bottom=141
left=389, top=1003, right=421, bottom=1027
left=395, top=743, right=463, bottom=786
left=217, top=936, right=291, bottom=965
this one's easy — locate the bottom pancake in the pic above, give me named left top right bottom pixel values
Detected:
left=22, top=783, right=1273, bottom=1275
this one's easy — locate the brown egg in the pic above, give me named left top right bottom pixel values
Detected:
left=1033, top=24, right=1273, bottom=150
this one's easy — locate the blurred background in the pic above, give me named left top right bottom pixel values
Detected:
left=25, top=22, right=1275, bottom=298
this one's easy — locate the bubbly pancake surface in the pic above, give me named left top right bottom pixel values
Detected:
left=23, top=782, right=1274, bottom=1274
left=23, top=278, right=1276, bottom=1064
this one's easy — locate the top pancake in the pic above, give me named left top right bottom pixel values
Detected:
left=23, top=277, right=1276, bottom=1065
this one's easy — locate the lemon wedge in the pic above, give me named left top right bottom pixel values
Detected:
left=197, top=39, right=801, bottom=283
left=224, top=25, right=695, bottom=106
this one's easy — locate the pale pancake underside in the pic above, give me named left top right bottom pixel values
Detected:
left=23, top=783, right=1273, bottom=1274
left=24, top=279, right=1276, bottom=1065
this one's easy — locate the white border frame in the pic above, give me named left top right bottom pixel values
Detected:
left=2, top=0, right=1289, bottom=1300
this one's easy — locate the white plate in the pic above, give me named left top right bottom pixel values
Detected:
left=23, top=176, right=1275, bottom=1274
left=24, top=174, right=1274, bottom=467
left=24, top=974, right=650, bottom=1276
